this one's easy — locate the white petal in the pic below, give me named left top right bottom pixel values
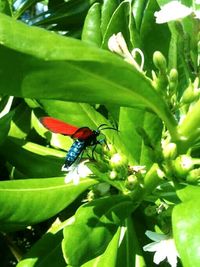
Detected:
left=64, top=169, right=79, bottom=184
left=167, top=252, right=178, bottom=267
left=166, top=239, right=179, bottom=267
left=73, top=173, right=81, bottom=185
left=143, top=241, right=160, bottom=252
left=108, top=34, right=122, bottom=54
left=77, top=160, right=92, bottom=177
left=64, top=173, right=74, bottom=183
left=153, top=248, right=167, bottom=264
left=154, top=1, right=192, bottom=24
left=145, top=230, right=167, bottom=241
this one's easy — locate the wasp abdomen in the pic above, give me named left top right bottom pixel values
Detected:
left=64, top=140, right=85, bottom=168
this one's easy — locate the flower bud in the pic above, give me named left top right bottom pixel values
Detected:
left=181, top=78, right=200, bottom=104
left=169, top=68, right=178, bottom=92
left=169, top=68, right=178, bottom=83
left=110, top=153, right=127, bottom=168
left=153, top=51, right=167, bottom=72
left=94, top=183, right=110, bottom=196
left=163, top=142, right=177, bottom=159
left=109, top=170, right=118, bottom=180
left=186, top=168, right=200, bottom=183
left=125, top=175, right=138, bottom=190
left=173, top=155, right=194, bottom=178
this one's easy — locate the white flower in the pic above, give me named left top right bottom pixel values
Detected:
left=63, top=160, right=92, bottom=185
left=108, top=32, right=144, bottom=71
left=143, top=231, right=179, bottom=267
left=154, top=1, right=192, bottom=24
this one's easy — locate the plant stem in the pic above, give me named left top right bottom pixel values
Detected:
left=143, top=163, right=163, bottom=196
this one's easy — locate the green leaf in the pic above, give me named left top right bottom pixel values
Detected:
left=16, top=218, right=73, bottom=267
left=0, top=110, right=14, bottom=145
left=0, top=13, right=178, bottom=139
left=119, top=107, right=162, bottom=168
left=0, top=0, right=12, bottom=15
left=116, top=218, right=146, bottom=267
left=102, top=1, right=132, bottom=49
left=8, top=102, right=31, bottom=139
left=17, top=231, right=65, bottom=267
left=140, top=0, right=170, bottom=71
left=39, top=100, right=108, bottom=130
left=176, top=185, right=200, bottom=201
left=62, top=195, right=133, bottom=266
left=172, top=186, right=200, bottom=267
left=0, top=177, right=96, bottom=232
left=132, top=0, right=147, bottom=30
left=82, top=3, right=102, bottom=47
left=100, top=0, right=119, bottom=35
left=128, top=3, right=140, bottom=48
left=0, top=138, right=66, bottom=177
left=82, top=227, right=121, bottom=267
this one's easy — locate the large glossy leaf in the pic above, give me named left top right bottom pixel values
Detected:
left=62, top=195, right=133, bottom=266
left=0, top=177, right=96, bottom=232
left=0, top=13, right=178, bottom=138
left=0, top=138, right=65, bottom=177
left=39, top=100, right=109, bottom=129
left=172, top=186, right=200, bottom=267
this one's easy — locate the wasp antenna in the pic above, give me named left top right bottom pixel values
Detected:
left=97, top=124, right=108, bottom=130
left=100, top=127, right=118, bottom=131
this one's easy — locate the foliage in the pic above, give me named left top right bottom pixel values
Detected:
left=0, top=0, right=200, bottom=266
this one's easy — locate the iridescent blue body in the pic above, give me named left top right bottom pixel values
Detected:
left=63, top=130, right=101, bottom=169
left=65, top=139, right=85, bottom=168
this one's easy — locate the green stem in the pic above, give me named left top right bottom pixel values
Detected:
left=143, top=163, right=163, bottom=196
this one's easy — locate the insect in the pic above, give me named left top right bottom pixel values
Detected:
left=40, top=117, right=116, bottom=170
